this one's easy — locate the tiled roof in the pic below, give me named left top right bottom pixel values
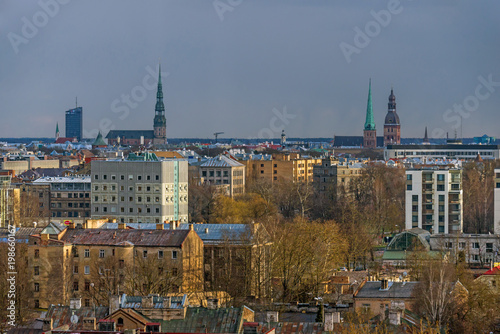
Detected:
left=257, top=322, right=327, bottom=334
left=121, top=294, right=187, bottom=309
left=200, top=155, right=244, bottom=168
left=60, top=228, right=190, bottom=247
left=355, top=281, right=417, bottom=299
left=158, top=307, right=249, bottom=333
left=482, top=266, right=500, bottom=275
left=45, top=306, right=108, bottom=330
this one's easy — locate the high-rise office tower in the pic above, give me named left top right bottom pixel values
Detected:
left=65, top=106, right=83, bottom=141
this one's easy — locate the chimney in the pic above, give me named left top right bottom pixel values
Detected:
left=163, top=296, right=171, bottom=308
left=170, top=221, right=176, bottom=230
left=118, top=223, right=126, bottom=229
left=205, top=228, right=209, bottom=234
left=156, top=223, right=164, bottom=230
left=189, top=224, right=194, bottom=231
left=381, top=279, right=389, bottom=290
left=142, top=295, right=154, bottom=309
left=68, top=222, right=75, bottom=229
left=109, top=295, right=121, bottom=315
left=42, top=319, right=53, bottom=331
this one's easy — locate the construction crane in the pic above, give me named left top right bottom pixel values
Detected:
left=214, top=132, right=224, bottom=143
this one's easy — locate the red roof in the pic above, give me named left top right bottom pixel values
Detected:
left=482, top=266, right=500, bottom=275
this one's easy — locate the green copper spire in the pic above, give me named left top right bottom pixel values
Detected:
left=364, top=79, right=376, bottom=131
left=155, top=64, right=165, bottom=114
left=56, top=122, right=59, bottom=134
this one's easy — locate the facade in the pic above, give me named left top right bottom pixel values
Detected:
left=18, top=183, right=51, bottom=225
left=242, top=153, right=321, bottom=183
left=28, top=223, right=203, bottom=309
left=383, top=88, right=401, bottom=146
left=91, top=153, right=188, bottom=224
left=385, top=144, right=500, bottom=160
left=0, top=177, right=20, bottom=228
left=65, top=107, right=83, bottom=141
left=33, top=176, right=91, bottom=220
left=312, top=157, right=364, bottom=194
left=354, top=281, right=416, bottom=318
left=198, top=155, right=245, bottom=197
left=495, top=169, right=500, bottom=234
left=405, top=168, right=463, bottom=234
left=363, top=79, right=377, bottom=148
left=106, top=66, right=167, bottom=146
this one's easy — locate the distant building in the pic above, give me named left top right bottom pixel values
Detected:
left=312, top=157, right=364, bottom=194
left=363, top=79, right=377, bottom=149
left=241, top=153, right=321, bottom=183
left=107, top=66, right=167, bottom=146
left=405, top=167, right=463, bottom=234
left=383, top=88, right=401, bottom=146
left=91, top=153, right=188, bottom=224
left=385, top=143, right=500, bottom=160
left=65, top=107, right=83, bottom=141
left=495, top=169, right=500, bottom=234
left=33, top=175, right=91, bottom=221
left=198, top=155, right=245, bottom=197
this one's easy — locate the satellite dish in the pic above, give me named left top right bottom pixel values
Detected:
left=70, top=314, right=79, bottom=324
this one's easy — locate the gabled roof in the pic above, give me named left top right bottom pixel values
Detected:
left=60, top=229, right=191, bottom=247
left=355, top=281, right=417, bottom=299
left=41, top=221, right=65, bottom=235
left=45, top=305, right=108, bottom=330
left=482, top=266, right=500, bottom=275
left=200, top=155, right=244, bottom=168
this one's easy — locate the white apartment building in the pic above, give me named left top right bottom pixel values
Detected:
left=495, top=169, right=500, bottom=235
left=405, top=168, right=462, bottom=234
left=91, top=153, right=188, bottom=224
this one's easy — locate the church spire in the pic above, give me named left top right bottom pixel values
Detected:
left=364, top=79, right=376, bottom=131
left=423, top=126, right=430, bottom=144
left=155, top=64, right=165, bottom=115
left=55, top=122, right=60, bottom=140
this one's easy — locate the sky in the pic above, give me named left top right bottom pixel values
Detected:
left=1, top=0, right=499, bottom=140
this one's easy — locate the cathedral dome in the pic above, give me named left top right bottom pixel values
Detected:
left=385, top=111, right=400, bottom=125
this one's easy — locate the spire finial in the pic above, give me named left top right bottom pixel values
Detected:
left=75, top=97, right=78, bottom=108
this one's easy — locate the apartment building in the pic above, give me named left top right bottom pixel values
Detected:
left=405, top=168, right=463, bottom=234
left=495, top=169, right=500, bottom=235
left=198, top=155, right=245, bottom=198
left=91, top=153, right=188, bottom=224
left=32, top=176, right=91, bottom=220
left=241, top=153, right=321, bottom=183
left=312, top=157, right=364, bottom=193
left=28, top=222, right=203, bottom=309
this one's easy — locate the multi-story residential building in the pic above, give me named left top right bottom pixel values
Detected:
left=312, top=157, right=364, bottom=193
left=91, top=153, right=188, bottom=224
left=0, top=173, right=20, bottom=228
left=33, top=176, right=91, bottom=221
left=241, top=153, right=321, bottom=183
left=65, top=106, right=83, bottom=141
left=405, top=167, right=463, bottom=234
left=198, top=155, right=245, bottom=198
left=27, top=222, right=203, bottom=309
left=494, top=169, right=500, bottom=235
left=17, top=183, right=51, bottom=225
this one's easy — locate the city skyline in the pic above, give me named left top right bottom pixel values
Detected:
left=1, top=1, right=500, bottom=139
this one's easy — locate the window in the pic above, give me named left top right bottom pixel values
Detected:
left=34, top=266, right=39, bottom=275
left=85, top=281, right=90, bottom=291
left=99, top=249, right=105, bottom=258
left=129, top=175, right=133, bottom=180
left=73, top=281, right=79, bottom=291
left=445, top=242, right=453, bottom=249
left=155, top=175, right=159, bottom=180
left=73, top=265, right=79, bottom=274
left=147, top=175, right=151, bottom=180
left=158, top=250, right=164, bottom=259
left=437, top=174, right=445, bottom=181
left=34, top=283, right=39, bottom=292
left=439, top=195, right=445, bottom=202
left=407, top=184, right=412, bottom=190
left=118, top=318, right=124, bottom=326
left=486, top=243, right=493, bottom=253
left=437, top=185, right=444, bottom=191
left=406, top=174, right=412, bottom=180
left=94, top=175, right=98, bottom=180
left=103, top=174, right=107, bottom=180
left=34, top=300, right=39, bottom=309
left=412, top=195, right=418, bottom=202
left=459, top=242, right=466, bottom=249
left=111, top=175, right=116, bottom=180
left=34, top=249, right=39, bottom=258
left=172, top=251, right=178, bottom=259
left=84, top=265, right=90, bottom=275
left=172, top=268, right=178, bottom=276
left=143, top=250, right=148, bottom=258
left=472, top=242, right=480, bottom=249
left=138, top=175, right=142, bottom=180
left=84, top=299, right=90, bottom=307
left=84, top=249, right=90, bottom=258
left=121, top=175, right=125, bottom=180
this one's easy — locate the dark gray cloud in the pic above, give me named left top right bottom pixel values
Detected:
left=1, top=0, right=499, bottom=139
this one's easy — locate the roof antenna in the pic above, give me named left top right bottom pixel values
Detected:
left=75, top=96, right=78, bottom=108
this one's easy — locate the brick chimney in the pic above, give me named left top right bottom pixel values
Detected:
left=118, top=223, right=126, bottom=229
left=156, top=223, right=164, bottom=230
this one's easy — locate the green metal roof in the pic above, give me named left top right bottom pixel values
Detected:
left=364, top=79, right=376, bottom=131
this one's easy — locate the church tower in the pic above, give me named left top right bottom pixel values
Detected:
left=383, top=88, right=401, bottom=146
left=363, top=79, right=377, bottom=148
left=153, top=64, right=167, bottom=145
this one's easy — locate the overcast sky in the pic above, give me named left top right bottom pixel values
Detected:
left=1, top=0, right=499, bottom=140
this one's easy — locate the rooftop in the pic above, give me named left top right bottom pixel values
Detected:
left=33, top=175, right=90, bottom=183
left=355, top=281, right=417, bottom=299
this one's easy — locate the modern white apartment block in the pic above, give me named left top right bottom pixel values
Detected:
left=405, top=168, right=462, bottom=234
left=495, top=169, right=500, bottom=235
left=91, top=153, right=188, bottom=224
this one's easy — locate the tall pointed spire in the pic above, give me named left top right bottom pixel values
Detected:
left=423, top=126, right=430, bottom=144
left=364, top=79, right=376, bottom=131
left=55, top=122, right=60, bottom=140
left=155, top=63, right=165, bottom=115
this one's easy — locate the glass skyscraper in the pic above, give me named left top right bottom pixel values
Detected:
left=65, top=107, right=82, bottom=141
